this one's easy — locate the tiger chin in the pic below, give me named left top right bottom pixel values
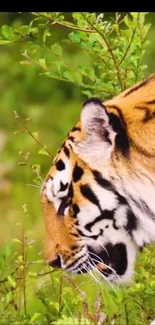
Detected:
left=41, top=74, right=155, bottom=285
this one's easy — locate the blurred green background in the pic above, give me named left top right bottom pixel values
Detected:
left=0, top=12, right=155, bottom=324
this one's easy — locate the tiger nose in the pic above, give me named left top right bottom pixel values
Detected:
left=47, top=255, right=61, bottom=268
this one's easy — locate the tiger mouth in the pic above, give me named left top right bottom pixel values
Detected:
left=76, top=242, right=128, bottom=278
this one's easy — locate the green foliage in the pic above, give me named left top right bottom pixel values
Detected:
left=0, top=12, right=151, bottom=98
left=0, top=11, right=155, bottom=325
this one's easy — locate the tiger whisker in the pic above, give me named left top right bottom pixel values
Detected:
left=91, top=257, right=121, bottom=283
left=90, top=262, right=115, bottom=290
left=85, top=262, right=100, bottom=284
left=89, top=254, right=120, bottom=280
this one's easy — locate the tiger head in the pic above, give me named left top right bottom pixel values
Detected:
left=41, top=75, right=155, bottom=284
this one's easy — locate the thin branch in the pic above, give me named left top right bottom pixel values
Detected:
left=52, top=20, right=95, bottom=33
left=0, top=267, right=19, bottom=284
left=118, top=13, right=140, bottom=67
left=14, top=111, right=53, bottom=158
left=82, top=13, right=123, bottom=91
left=21, top=228, right=27, bottom=317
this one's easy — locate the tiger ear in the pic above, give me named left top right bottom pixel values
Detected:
left=81, top=98, right=113, bottom=143
left=73, top=98, right=116, bottom=165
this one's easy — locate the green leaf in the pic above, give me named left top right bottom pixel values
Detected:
left=72, top=71, right=82, bottom=84
left=49, top=301, right=59, bottom=311
left=29, top=313, right=41, bottom=323
left=38, top=147, right=49, bottom=156
left=68, top=32, right=81, bottom=43
left=51, top=43, right=63, bottom=56
left=28, top=271, right=38, bottom=277
left=63, top=71, right=74, bottom=82
left=7, top=275, right=16, bottom=288
left=12, top=238, right=21, bottom=244
left=0, top=39, right=14, bottom=45
left=1, top=25, right=15, bottom=40
left=38, top=58, right=47, bottom=70
left=124, top=15, right=135, bottom=28
left=6, top=292, right=12, bottom=303
left=43, top=28, right=51, bottom=44
left=6, top=243, right=14, bottom=257
left=82, top=90, right=93, bottom=97
left=18, top=25, right=30, bottom=36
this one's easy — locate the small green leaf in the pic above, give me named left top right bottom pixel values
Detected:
left=0, top=39, right=14, bottom=45
left=38, top=58, right=48, bottom=70
left=1, top=25, right=15, bottom=40
left=28, top=271, right=38, bottom=277
left=29, top=313, right=41, bottom=323
left=38, top=147, right=49, bottom=156
left=49, top=301, right=59, bottom=311
left=51, top=43, right=63, bottom=56
left=12, top=238, right=21, bottom=244
left=43, top=28, right=51, bottom=44
left=32, top=132, right=39, bottom=139
left=18, top=25, right=30, bottom=36
left=7, top=275, right=16, bottom=288
left=69, top=31, right=81, bottom=43
left=63, top=71, right=74, bottom=82
left=6, top=292, right=12, bottom=303
left=82, top=90, right=93, bottom=97
left=72, top=71, right=82, bottom=84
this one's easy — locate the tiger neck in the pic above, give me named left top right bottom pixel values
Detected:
left=109, top=154, right=155, bottom=245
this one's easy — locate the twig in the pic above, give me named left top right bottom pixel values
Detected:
left=0, top=266, right=19, bottom=284
left=118, top=13, right=140, bottom=67
left=58, top=272, right=63, bottom=317
left=52, top=20, right=95, bottom=33
left=14, top=111, right=53, bottom=158
left=63, top=274, right=94, bottom=322
left=124, top=303, right=129, bottom=325
left=82, top=13, right=123, bottom=91
left=21, top=227, right=27, bottom=317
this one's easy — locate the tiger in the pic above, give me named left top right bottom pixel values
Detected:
left=41, top=74, right=155, bottom=285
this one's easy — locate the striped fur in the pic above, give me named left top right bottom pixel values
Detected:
left=41, top=74, right=155, bottom=284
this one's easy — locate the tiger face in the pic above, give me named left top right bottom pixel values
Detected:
left=41, top=75, right=155, bottom=284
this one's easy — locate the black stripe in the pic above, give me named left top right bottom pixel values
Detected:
left=55, top=159, right=65, bottom=171
left=71, top=232, right=80, bottom=238
left=125, top=210, right=137, bottom=235
left=92, top=170, right=127, bottom=205
left=106, top=104, right=127, bottom=129
left=72, top=203, right=80, bottom=215
left=92, top=170, right=113, bottom=191
left=135, top=105, right=155, bottom=122
left=85, top=210, right=114, bottom=232
left=71, top=126, right=81, bottom=132
left=57, top=198, right=69, bottom=216
left=145, top=99, right=155, bottom=104
left=124, top=76, right=154, bottom=97
left=68, top=183, right=74, bottom=198
left=129, top=196, right=155, bottom=220
left=73, top=163, right=84, bottom=183
left=130, top=138, right=155, bottom=158
left=109, top=113, right=130, bottom=155
left=63, top=146, right=70, bottom=157
left=66, top=253, right=86, bottom=270
left=58, top=181, right=68, bottom=192
left=105, top=105, right=130, bottom=155
left=68, top=136, right=75, bottom=142
left=77, top=228, right=102, bottom=240
left=80, top=184, right=102, bottom=211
